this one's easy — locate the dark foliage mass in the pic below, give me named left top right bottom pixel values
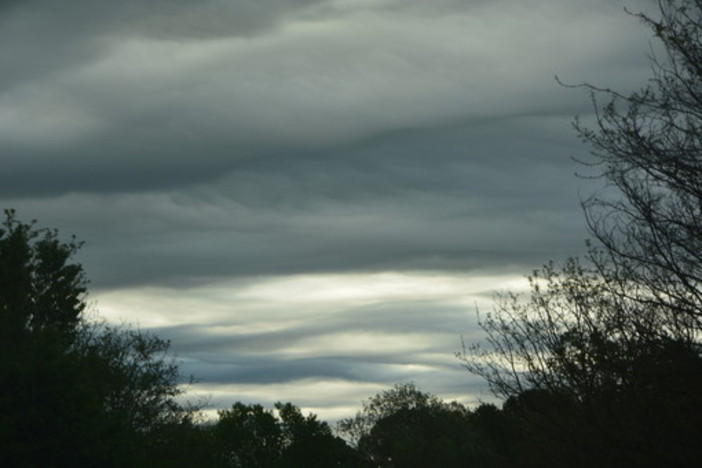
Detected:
left=211, top=401, right=364, bottom=467
left=0, top=210, right=204, bottom=467
left=338, top=383, right=497, bottom=467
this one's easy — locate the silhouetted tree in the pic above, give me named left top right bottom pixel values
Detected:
left=461, top=2, right=702, bottom=465
left=460, top=258, right=702, bottom=466
left=339, top=383, right=496, bottom=467
left=0, top=209, right=86, bottom=345
left=214, top=403, right=283, bottom=467
left=336, top=383, right=445, bottom=447
left=275, top=402, right=363, bottom=467
left=575, top=0, right=702, bottom=328
left=458, top=258, right=686, bottom=401
left=360, top=405, right=494, bottom=468
left=469, top=403, right=523, bottom=468
left=0, top=210, right=195, bottom=466
left=213, top=401, right=361, bottom=468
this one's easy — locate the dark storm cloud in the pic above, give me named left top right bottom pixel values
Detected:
left=0, top=0, right=649, bottom=200
left=0, top=0, right=324, bottom=87
left=0, top=109, right=581, bottom=198
left=6, top=113, right=591, bottom=289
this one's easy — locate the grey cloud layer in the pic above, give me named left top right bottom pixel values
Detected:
left=154, top=296, right=486, bottom=389
left=9, top=117, right=590, bottom=288
left=1, top=0, right=647, bottom=198
left=0, top=0, right=323, bottom=81
left=0, top=0, right=657, bottom=415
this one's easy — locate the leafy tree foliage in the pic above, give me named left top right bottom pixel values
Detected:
left=212, top=401, right=362, bottom=467
left=337, top=382, right=445, bottom=446
left=358, top=405, right=492, bottom=468
left=275, top=402, right=361, bottom=467
left=73, top=325, right=186, bottom=433
left=0, top=210, right=195, bottom=466
left=214, top=403, right=283, bottom=467
left=0, top=209, right=86, bottom=344
left=339, top=383, right=496, bottom=467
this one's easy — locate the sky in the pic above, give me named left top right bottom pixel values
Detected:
left=0, top=0, right=657, bottom=421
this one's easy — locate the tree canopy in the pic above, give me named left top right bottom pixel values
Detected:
left=0, top=209, right=86, bottom=344
left=0, top=210, right=196, bottom=467
left=338, top=383, right=496, bottom=467
left=212, top=401, right=362, bottom=467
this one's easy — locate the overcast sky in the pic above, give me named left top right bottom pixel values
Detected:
left=1, top=0, right=656, bottom=420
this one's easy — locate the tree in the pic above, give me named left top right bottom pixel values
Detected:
left=213, top=401, right=361, bottom=468
left=0, top=209, right=94, bottom=465
left=459, top=258, right=694, bottom=401
left=460, top=3, right=702, bottom=461
left=359, top=405, right=493, bottom=468
left=336, top=383, right=445, bottom=447
left=275, top=402, right=362, bottom=467
left=338, top=383, right=495, bottom=467
left=459, top=4, right=702, bottom=458
left=70, top=323, right=199, bottom=465
left=73, top=324, right=189, bottom=435
left=574, top=0, right=702, bottom=328
left=214, top=403, right=283, bottom=467
left=0, top=209, right=86, bottom=344
left=459, top=258, right=702, bottom=466
left=0, top=210, right=196, bottom=466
